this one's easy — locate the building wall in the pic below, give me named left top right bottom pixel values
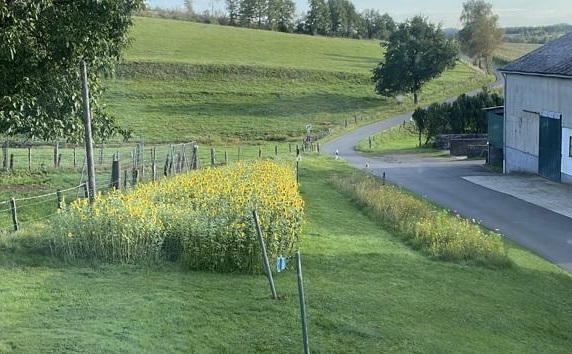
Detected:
left=504, top=74, right=572, bottom=175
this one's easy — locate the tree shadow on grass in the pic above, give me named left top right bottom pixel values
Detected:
left=323, top=53, right=380, bottom=68
left=140, top=92, right=384, bottom=119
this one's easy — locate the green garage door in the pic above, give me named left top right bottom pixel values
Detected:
left=539, top=113, right=562, bottom=182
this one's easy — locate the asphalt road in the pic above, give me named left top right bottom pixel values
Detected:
left=323, top=106, right=572, bottom=273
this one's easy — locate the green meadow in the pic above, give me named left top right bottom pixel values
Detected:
left=2, top=17, right=570, bottom=354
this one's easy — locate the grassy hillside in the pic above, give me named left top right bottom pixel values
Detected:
left=126, top=17, right=381, bottom=74
left=104, top=17, right=493, bottom=144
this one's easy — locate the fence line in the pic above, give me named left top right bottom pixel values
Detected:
left=1, top=140, right=323, bottom=232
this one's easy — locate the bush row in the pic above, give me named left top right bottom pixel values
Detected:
left=330, top=172, right=511, bottom=268
left=50, top=160, right=304, bottom=273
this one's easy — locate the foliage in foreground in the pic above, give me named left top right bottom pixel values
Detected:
left=330, top=170, right=511, bottom=268
left=0, top=0, right=145, bottom=142
left=49, top=160, right=304, bottom=273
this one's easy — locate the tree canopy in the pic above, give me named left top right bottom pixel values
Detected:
left=372, top=16, right=458, bottom=104
left=458, top=0, right=503, bottom=70
left=0, top=0, right=145, bottom=143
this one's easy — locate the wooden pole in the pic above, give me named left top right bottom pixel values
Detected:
left=9, top=154, right=14, bottom=170
left=2, top=141, right=7, bottom=170
left=56, top=189, right=63, bottom=209
left=10, top=198, right=18, bottom=231
left=211, top=147, right=216, bottom=166
left=81, top=60, right=97, bottom=205
left=253, top=210, right=277, bottom=300
left=28, top=147, right=31, bottom=170
left=53, top=141, right=59, bottom=168
left=295, top=250, right=310, bottom=354
left=73, top=147, right=77, bottom=168
left=152, top=147, right=157, bottom=181
left=111, top=155, right=120, bottom=190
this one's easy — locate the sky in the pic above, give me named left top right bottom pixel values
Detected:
left=146, top=0, right=572, bottom=28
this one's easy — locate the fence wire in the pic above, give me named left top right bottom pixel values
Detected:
left=1, top=140, right=314, bottom=232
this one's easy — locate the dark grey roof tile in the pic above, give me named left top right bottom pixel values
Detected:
left=500, top=31, right=572, bottom=76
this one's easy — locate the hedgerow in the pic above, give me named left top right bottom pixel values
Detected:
left=49, top=160, right=304, bottom=273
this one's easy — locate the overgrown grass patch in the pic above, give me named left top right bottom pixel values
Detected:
left=326, top=162, right=511, bottom=268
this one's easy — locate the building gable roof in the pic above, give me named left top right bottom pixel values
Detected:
left=500, top=31, right=572, bottom=77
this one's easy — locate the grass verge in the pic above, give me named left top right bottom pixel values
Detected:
left=1, top=155, right=571, bottom=353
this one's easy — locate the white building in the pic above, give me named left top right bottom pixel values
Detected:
left=500, top=32, right=572, bottom=183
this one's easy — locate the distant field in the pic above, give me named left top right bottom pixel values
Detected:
left=495, top=42, right=540, bottom=63
left=127, top=17, right=382, bottom=74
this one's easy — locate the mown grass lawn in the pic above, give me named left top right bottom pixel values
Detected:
left=1, top=156, right=571, bottom=354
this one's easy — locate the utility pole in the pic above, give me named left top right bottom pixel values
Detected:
left=81, top=60, right=97, bottom=205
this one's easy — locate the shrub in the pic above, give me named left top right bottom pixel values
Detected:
left=330, top=172, right=511, bottom=268
left=50, top=161, right=304, bottom=273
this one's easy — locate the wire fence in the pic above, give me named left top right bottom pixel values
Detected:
left=0, top=139, right=321, bottom=233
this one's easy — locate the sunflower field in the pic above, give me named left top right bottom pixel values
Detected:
left=49, top=160, right=304, bottom=273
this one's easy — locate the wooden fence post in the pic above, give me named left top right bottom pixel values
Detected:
left=258, top=146, right=262, bottom=158
left=132, top=169, right=139, bottom=187
left=99, top=145, right=104, bottom=167
left=253, top=210, right=277, bottom=300
left=111, top=155, right=120, bottom=190
left=56, top=189, right=63, bottom=209
left=2, top=141, right=8, bottom=170
left=123, top=170, right=128, bottom=189
left=10, top=198, right=18, bottom=231
left=192, top=144, right=199, bottom=169
left=28, top=147, right=32, bottom=170
left=73, top=147, right=77, bottom=168
left=9, top=154, right=14, bottom=170
left=53, top=141, right=59, bottom=168
left=211, top=147, right=216, bottom=166
left=275, top=145, right=278, bottom=156
left=224, top=150, right=228, bottom=165
left=237, top=147, right=240, bottom=162
left=151, top=147, right=157, bottom=181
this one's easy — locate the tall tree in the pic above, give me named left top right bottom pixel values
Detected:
left=327, top=0, right=359, bottom=37
left=372, top=16, right=458, bottom=104
left=226, top=0, right=240, bottom=25
left=0, top=0, right=145, bottom=143
left=361, top=10, right=395, bottom=40
left=267, top=0, right=295, bottom=32
left=305, top=0, right=330, bottom=35
left=458, top=0, right=503, bottom=70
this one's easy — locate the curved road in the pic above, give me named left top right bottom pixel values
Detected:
left=323, top=76, right=572, bottom=272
